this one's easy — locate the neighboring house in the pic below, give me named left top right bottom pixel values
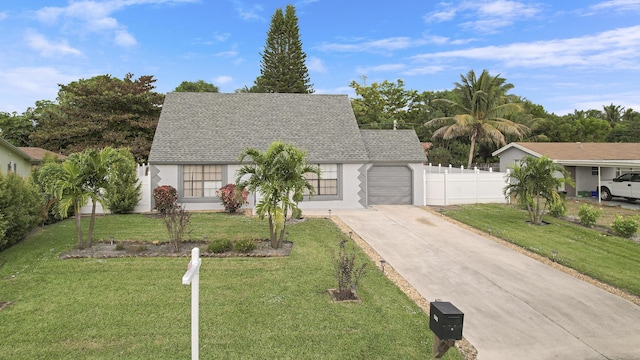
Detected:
left=0, top=137, right=32, bottom=178
left=18, top=147, right=66, bottom=166
left=148, top=93, right=426, bottom=211
left=492, top=142, right=640, bottom=197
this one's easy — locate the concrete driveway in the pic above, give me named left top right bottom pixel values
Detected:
left=329, top=205, right=640, bottom=360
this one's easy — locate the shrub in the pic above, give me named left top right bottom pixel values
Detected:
left=578, top=204, right=601, bottom=228
left=208, top=238, right=233, bottom=253
left=30, top=157, right=65, bottom=225
left=105, top=149, right=141, bottom=214
left=234, top=238, right=255, bottom=253
left=548, top=199, right=567, bottom=218
left=153, top=185, right=177, bottom=214
left=333, top=238, right=367, bottom=301
left=611, top=215, right=639, bottom=238
left=115, top=242, right=125, bottom=250
left=0, top=171, right=40, bottom=250
left=292, top=207, right=303, bottom=219
left=216, top=184, right=248, bottom=213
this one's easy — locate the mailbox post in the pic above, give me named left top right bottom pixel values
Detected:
left=429, top=301, right=464, bottom=358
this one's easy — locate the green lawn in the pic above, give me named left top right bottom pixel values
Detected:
left=0, top=213, right=461, bottom=359
left=441, top=203, right=640, bottom=297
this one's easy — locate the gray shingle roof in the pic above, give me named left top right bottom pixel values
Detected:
left=360, top=130, right=427, bottom=163
left=149, top=93, right=424, bottom=164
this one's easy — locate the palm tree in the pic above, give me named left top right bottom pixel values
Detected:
left=504, top=156, right=574, bottom=225
left=39, top=160, right=91, bottom=248
left=602, top=103, right=623, bottom=125
left=425, top=69, right=528, bottom=168
left=235, top=141, right=319, bottom=248
left=79, top=147, right=119, bottom=247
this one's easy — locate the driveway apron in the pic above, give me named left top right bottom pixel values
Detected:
left=332, top=205, right=640, bottom=360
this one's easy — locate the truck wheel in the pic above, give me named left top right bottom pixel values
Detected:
left=600, top=187, right=612, bottom=201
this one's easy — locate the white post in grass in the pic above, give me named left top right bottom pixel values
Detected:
left=182, top=247, right=202, bottom=360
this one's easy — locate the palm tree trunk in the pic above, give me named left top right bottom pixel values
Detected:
left=268, top=216, right=277, bottom=248
left=467, top=133, right=477, bottom=169
left=88, top=199, right=97, bottom=248
left=74, top=200, right=84, bottom=249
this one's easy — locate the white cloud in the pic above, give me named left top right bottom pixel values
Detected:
left=214, top=76, right=233, bottom=85
left=114, top=30, right=137, bottom=47
left=214, top=50, right=239, bottom=58
left=424, top=3, right=457, bottom=23
left=26, top=31, right=82, bottom=57
left=412, top=25, right=640, bottom=70
left=355, top=64, right=406, bottom=74
left=317, top=37, right=425, bottom=54
left=424, top=0, right=541, bottom=33
left=307, top=57, right=327, bottom=73
left=590, top=0, right=640, bottom=12
left=0, top=67, right=84, bottom=112
left=555, top=90, right=640, bottom=115
left=235, top=3, right=264, bottom=21
left=402, top=65, right=447, bottom=76
left=32, top=0, right=195, bottom=47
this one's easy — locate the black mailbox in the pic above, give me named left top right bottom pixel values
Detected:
left=429, top=301, right=464, bottom=340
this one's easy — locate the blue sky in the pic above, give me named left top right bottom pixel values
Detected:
left=0, top=0, right=639, bottom=115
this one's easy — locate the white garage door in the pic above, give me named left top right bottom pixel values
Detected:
left=368, top=166, right=412, bottom=205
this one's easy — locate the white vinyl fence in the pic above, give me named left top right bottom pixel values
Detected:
left=424, top=164, right=510, bottom=206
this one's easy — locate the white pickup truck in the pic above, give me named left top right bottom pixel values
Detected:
left=600, top=172, right=640, bottom=201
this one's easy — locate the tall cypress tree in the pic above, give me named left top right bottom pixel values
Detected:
left=254, top=4, right=314, bottom=94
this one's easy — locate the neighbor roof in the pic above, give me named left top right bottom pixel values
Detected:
left=19, top=147, right=66, bottom=163
left=493, top=142, right=640, bottom=161
left=150, top=93, right=423, bottom=164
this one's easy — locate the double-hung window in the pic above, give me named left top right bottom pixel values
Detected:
left=306, top=164, right=338, bottom=196
left=183, top=165, right=222, bottom=198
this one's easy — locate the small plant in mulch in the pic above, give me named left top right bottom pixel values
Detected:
left=207, top=238, right=233, bottom=254
left=115, top=242, right=125, bottom=250
left=234, top=237, right=256, bottom=253
left=611, top=214, right=639, bottom=238
left=162, top=205, right=192, bottom=251
left=578, top=204, right=601, bottom=228
left=331, top=238, right=367, bottom=302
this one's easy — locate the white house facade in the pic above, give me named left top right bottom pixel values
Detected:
left=147, top=93, right=426, bottom=212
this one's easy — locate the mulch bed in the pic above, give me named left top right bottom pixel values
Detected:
left=59, top=240, right=292, bottom=259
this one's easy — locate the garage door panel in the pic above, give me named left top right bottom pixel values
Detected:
left=368, top=166, right=412, bottom=205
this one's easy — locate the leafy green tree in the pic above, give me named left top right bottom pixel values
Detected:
left=235, top=141, right=319, bottom=248
left=504, top=156, right=573, bottom=225
left=105, top=148, right=141, bottom=214
left=174, top=80, right=219, bottom=92
left=574, top=117, right=611, bottom=141
left=426, top=70, right=528, bottom=168
left=0, top=111, right=34, bottom=147
left=254, top=5, right=313, bottom=94
left=349, top=78, right=412, bottom=129
left=30, top=74, right=164, bottom=162
left=608, top=109, right=640, bottom=142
